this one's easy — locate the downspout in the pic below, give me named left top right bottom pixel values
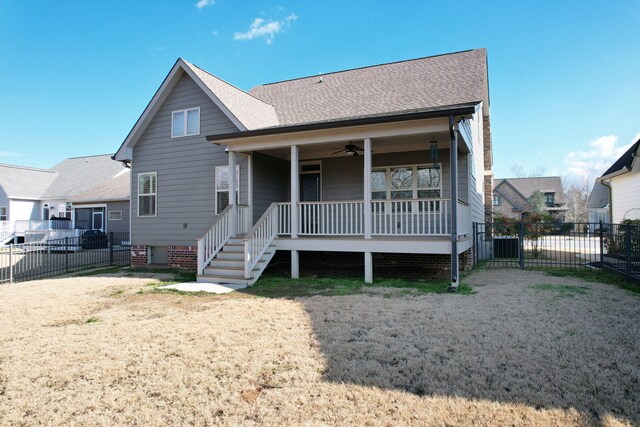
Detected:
left=599, top=178, right=612, bottom=225
left=448, top=114, right=459, bottom=291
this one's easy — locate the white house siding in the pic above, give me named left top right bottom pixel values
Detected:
left=9, top=199, right=39, bottom=221
left=131, top=72, right=242, bottom=246
left=611, top=171, right=640, bottom=222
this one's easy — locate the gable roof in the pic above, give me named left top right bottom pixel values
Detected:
left=493, top=179, right=531, bottom=212
left=495, top=177, right=566, bottom=205
left=588, top=181, right=609, bottom=209
left=0, top=164, right=57, bottom=199
left=601, top=137, right=640, bottom=179
left=42, top=155, right=127, bottom=199
left=249, top=49, right=488, bottom=127
left=115, top=49, right=489, bottom=160
left=70, top=169, right=130, bottom=203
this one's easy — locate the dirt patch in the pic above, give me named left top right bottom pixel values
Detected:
left=0, top=269, right=638, bottom=425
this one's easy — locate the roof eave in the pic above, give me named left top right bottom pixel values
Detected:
left=206, top=103, right=480, bottom=142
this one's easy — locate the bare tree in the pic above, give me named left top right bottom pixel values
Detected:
left=563, top=179, right=589, bottom=223
left=510, top=164, right=547, bottom=178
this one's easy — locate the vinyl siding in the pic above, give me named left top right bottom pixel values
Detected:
left=0, top=187, right=9, bottom=220
left=107, top=201, right=130, bottom=234
left=610, top=170, right=640, bottom=222
left=9, top=199, right=39, bottom=221
left=252, top=152, right=288, bottom=222
left=131, top=72, right=241, bottom=246
left=467, top=110, right=485, bottom=224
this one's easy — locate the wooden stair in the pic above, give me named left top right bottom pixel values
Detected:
left=197, top=235, right=276, bottom=285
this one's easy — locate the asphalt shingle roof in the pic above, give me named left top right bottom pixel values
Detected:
left=0, top=164, right=57, bottom=199
left=248, top=49, right=488, bottom=127
left=588, top=181, right=609, bottom=209
left=70, top=169, right=130, bottom=203
left=601, top=137, right=640, bottom=178
left=494, top=177, right=566, bottom=204
left=42, top=155, right=127, bottom=199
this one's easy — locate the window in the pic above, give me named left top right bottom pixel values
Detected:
left=43, top=203, right=50, bottom=220
left=215, top=165, right=240, bottom=214
left=545, top=193, right=555, bottom=206
left=108, top=210, right=123, bottom=220
left=138, top=173, right=157, bottom=216
left=493, top=195, right=501, bottom=206
left=0, top=206, right=6, bottom=221
left=171, top=107, right=200, bottom=137
left=371, top=164, right=441, bottom=200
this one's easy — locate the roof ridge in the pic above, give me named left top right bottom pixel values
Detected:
left=254, top=48, right=484, bottom=88
left=65, top=153, right=114, bottom=160
left=185, top=60, right=276, bottom=108
left=0, top=163, right=56, bottom=173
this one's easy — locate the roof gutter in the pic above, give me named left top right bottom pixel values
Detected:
left=599, top=166, right=629, bottom=181
left=206, top=104, right=479, bottom=142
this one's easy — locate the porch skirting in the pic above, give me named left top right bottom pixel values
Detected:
left=168, top=246, right=198, bottom=271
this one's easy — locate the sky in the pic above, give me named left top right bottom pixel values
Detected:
left=1, top=0, right=639, bottom=188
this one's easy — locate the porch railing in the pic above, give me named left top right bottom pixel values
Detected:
left=197, top=204, right=249, bottom=274
left=243, top=203, right=278, bottom=279
left=371, top=199, right=449, bottom=236
left=276, top=198, right=470, bottom=237
left=14, top=220, right=73, bottom=234
left=0, top=221, right=13, bottom=242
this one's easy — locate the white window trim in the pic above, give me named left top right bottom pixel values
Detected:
left=108, top=210, right=123, bottom=221
left=171, top=107, right=200, bottom=138
left=215, top=165, right=240, bottom=214
left=138, top=172, right=158, bottom=217
left=371, top=163, right=443, bottom=200
left=299, top=160, right=322, bottom=201
left=0, top=206, right=6, bottom=221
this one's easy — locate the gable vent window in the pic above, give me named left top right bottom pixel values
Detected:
left=172, top=107, right=200, bottom=138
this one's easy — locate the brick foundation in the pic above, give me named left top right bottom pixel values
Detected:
left=168, top=245, right=198, bottom=271
left=131, top=245, right=148, bottom=266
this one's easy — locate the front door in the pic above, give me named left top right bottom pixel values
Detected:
left=92, top=208, right=105, bottom=231
left=299, top=162, right=321, bottom=233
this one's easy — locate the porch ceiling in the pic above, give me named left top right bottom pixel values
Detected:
left=256, top=132, right=453, bottom=161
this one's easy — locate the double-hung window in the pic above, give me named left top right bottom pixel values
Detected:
left=138, top=173, right=157, bottom=216
left=215, top=165, right=240, bottom=214
left=0, top=206, right=6, bottom=221
left=171, top=107, right=200, bottom=137
left=493, top=195, right=501, bottom=206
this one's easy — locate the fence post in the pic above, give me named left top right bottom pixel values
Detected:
left=599, top=221, right=604, bottom=266
left=9, top=244, right=13, bottom=284
left=625, top=223, right=632, bottom=277
left=65, top=237, right=69, bottom=273
left=518, top=221, right=525, bottom=270
left=472, top=222, right=477, bottom=267
left=109, top=232, right=114, bottom=266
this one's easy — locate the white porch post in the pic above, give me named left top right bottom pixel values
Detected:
left=364, top=251, right=372, bottom=283
left=363, top=138, right=372, bottom=240
left=290, top=145, right=299, bottom=239
left=290, top=145, right=299, bottom=279
left=228, top=150, right=237, bottom=236
left=247, top=153, right=253, bottom=230
left=449, top=115, right=459, bottom=290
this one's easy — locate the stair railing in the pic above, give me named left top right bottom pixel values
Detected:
left=243, top=203, right=278, bottom=279
left=197, top=204, right=235, bottom=275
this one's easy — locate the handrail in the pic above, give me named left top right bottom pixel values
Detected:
left=197, top=204, right=235, bottom=275
left=243, top=203, right=278, bottom=279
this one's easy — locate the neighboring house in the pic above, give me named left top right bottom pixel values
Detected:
left=69, top=169, right=131, bottom=234
left=493, top=177, right=567, bottom=220
left=0, top=155, right=129, bottom=243
left=587, top=181, right=610, bottom=231
left=598, top=137, right=640, bottom=223
left=114, top=49, right=493, bottom=287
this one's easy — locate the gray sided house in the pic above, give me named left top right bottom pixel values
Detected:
left=493, top=177, right=567, bottom=220
left=0, top=155, right=129, bottom=244
left=114, top=49, right=493, bottom=288
left=587, top=181, right=610, bottom=230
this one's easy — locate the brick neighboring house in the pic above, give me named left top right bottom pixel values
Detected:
left=492, top=177, right=567, bottom=220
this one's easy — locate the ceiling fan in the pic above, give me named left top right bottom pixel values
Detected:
left=332, top=143, right=364, bottom=156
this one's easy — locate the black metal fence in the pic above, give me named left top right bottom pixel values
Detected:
left=0, top=232, right=130, bottom=284
left=473, top=222, right=640, bottom=282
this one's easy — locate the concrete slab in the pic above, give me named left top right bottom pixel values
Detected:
left=158, top=282, right=247, bottom=294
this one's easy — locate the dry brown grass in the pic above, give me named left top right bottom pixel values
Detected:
left=0, top=269, right=638, bottom=426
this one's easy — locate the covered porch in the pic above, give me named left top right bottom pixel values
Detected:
left=202, top=111, right=479, bottom=287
